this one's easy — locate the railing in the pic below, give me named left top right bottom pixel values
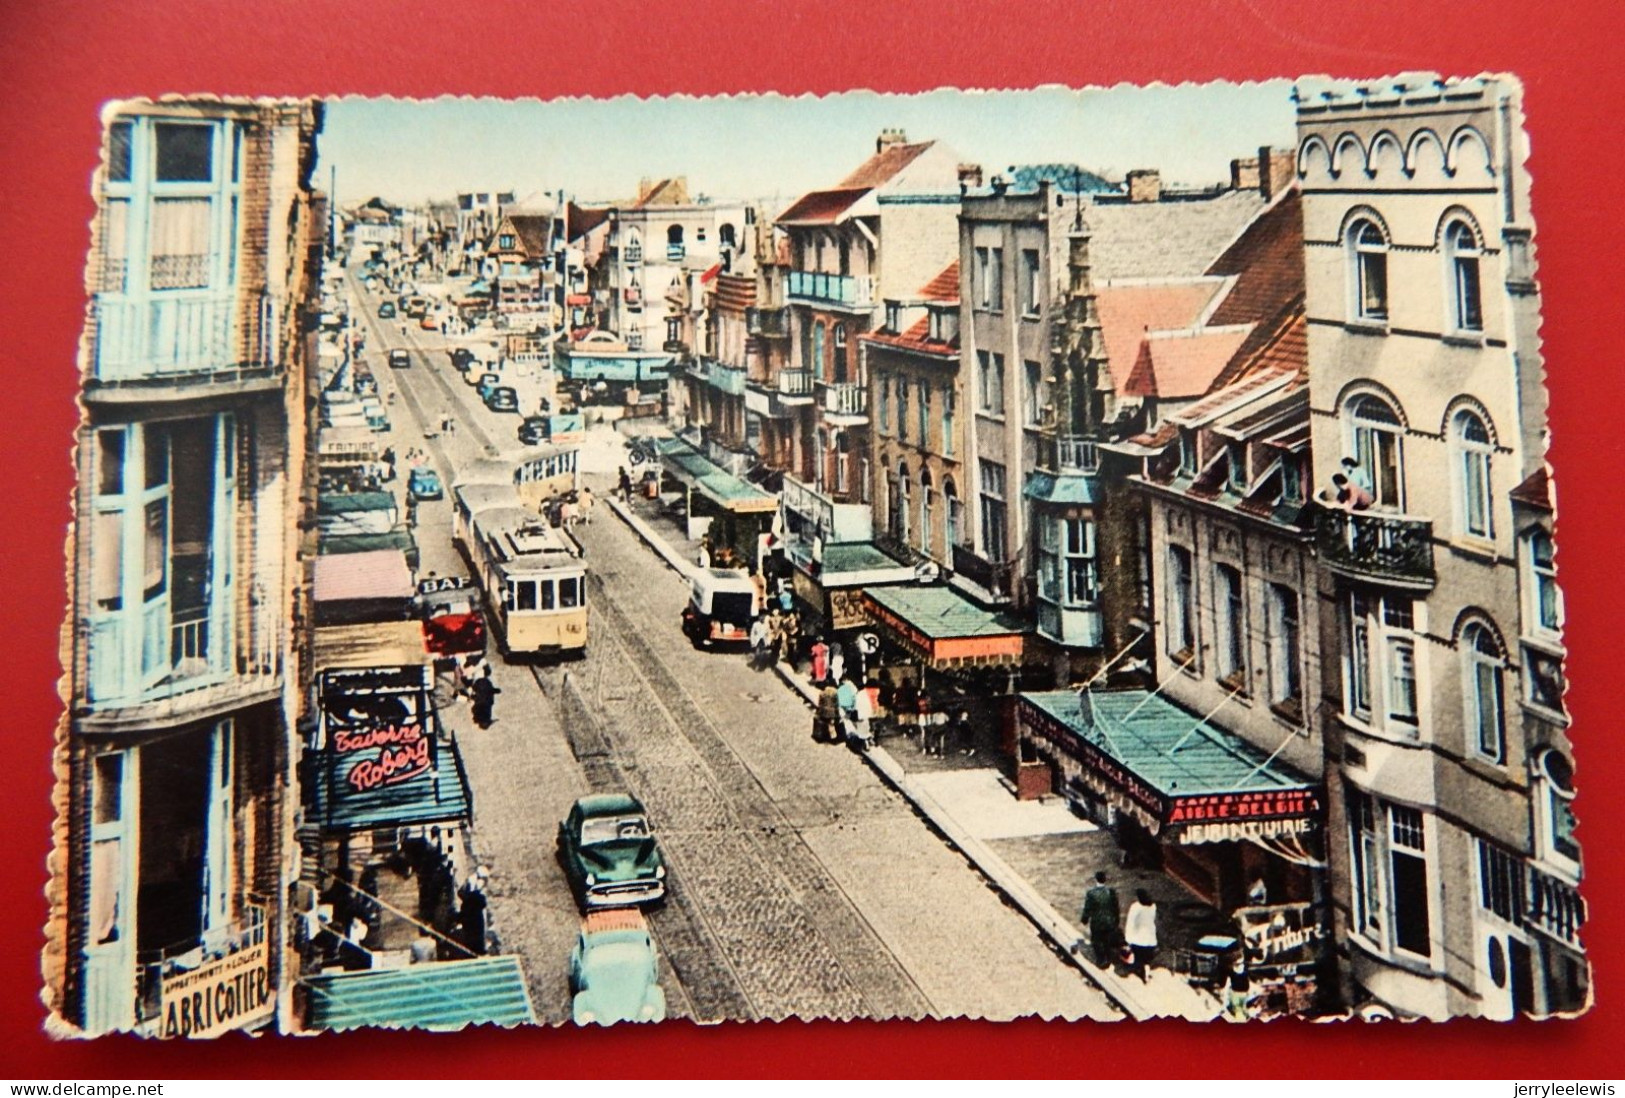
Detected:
left=1527, top=865, right=1586, bottom=947
left=624, top=243, right=642, bottom=266
left=1315, top=507, right=1436, bottom=587
left=953, top=543, right=1016, bottom=599
left=708, top=360, right=747, bottom=396
left=747, top=306, right=788, bottom=338
left=777, top=369, right=814, bottom=396
left=135, top=902, right=269, bottom=1028
left=1050, top=434, right=1100, bottom=474
left=92, top=292, right=273, bottom=386
left=667, top=243, right=686, bottom=262
left=820, top=380, right=868, bottom=417
left=665, top=339, right=690, bottom=354
left=787, top=269, right=877, bottom=308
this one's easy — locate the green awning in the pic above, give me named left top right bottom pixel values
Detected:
left=864, top=584, right=1027, bottom=640
left=656, top=438, right=777, bottom=513
left=302, top=956, right=537, bottom=1031
left=820, top=541, right=909, bottom=577
left=1023, top=470, right=1101, bottom=505
left=318, top=490, right=398, bottom=515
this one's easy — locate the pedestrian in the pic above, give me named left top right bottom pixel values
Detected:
left=828, top=642, right=845, bottom=687
left=560, top=495, right=578, bottom=529
left=923, top=701, right=949, bottom=757
left=780, top=612, right=801, bottom=671
left=955, top=706, right=977, bottom=757
left=1124, top=889, right=1159, bottom=981
left=579, top=485, right=595, bottom=524
left=1078, top=871, right=1121, bottom=969
left=470, top=670, right=500, bottom=729
left=457, top=868, right=490, bottom=957
left=748, top=614, right=771, bottom=672
left=777, top=584, right=793, bottom=614
left=813, top=681, right=841, bottom=743
left=835, top=676, right=862, bottom=747
left=617, top=466, right=633, bottom=504
left=850, top=677, right=875, bottom=751
left=697, top=536, right=712, bottom=569
left=893, top=675, right=919, bottom=738
left=810, top=638, right=829, bottom=685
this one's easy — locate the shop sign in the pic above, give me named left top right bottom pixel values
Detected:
left=1019, top=702, right=1165, bottom=818
left=319, top=667, right=434, bottom=793
left=863, top=598, right=930, bottom=657
left=1167, top=789, right=1320, bottom=826
left=1180, top=817, right=1316, bottom=844
left=1236, top=902, right=1325, bottom=963
left=160, top=939, right=273, bottom=1039
left=417, top=575, right=470, bottom=595
left=828, top=588, right=871, bottom=631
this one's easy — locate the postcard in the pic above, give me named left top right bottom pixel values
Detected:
left=41, top=77, right=1587, bottom=1037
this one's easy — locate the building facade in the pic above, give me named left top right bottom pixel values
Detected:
left=1296, top=75, right=1585, bottom=1018
left=45, top=98, right=325, bottom=1037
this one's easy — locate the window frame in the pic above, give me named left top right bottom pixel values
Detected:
left=1348, top=217, right=1390, bottom=323
left=1167, top=544, right=1196, bottom=664
left=1214, top=562, right=1247, bottom=689
left=1265, top=582, right=1304, bottom=716
left=1461, top=621, right=1507, bottom=764
left=1445, top=218, right=1484, bottom=333
left=1453, top=409, right=1495, bottom=540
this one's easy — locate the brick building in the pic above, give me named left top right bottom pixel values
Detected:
left=44, top=98, right=324, bottom=1037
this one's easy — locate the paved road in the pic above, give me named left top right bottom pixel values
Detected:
left=341, top=270, right=1118, bottom=1023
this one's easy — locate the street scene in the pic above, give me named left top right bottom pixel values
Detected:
left=43, top=79, right=1588, bottom=1038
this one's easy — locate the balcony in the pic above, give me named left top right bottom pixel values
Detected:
left=667, top=243, right=686, bottom=262
left=89, top=292, right=280, bottom=399
left=819, top=380, right=869, bottom=422
left=707, top=360, right=747, bottom=396
left=1315, top=507, right=1436, bottom=589
left=787, top=270, right=877, bottom=310
left=134, top=901, right=270, bottom=1034
left=665, top=338, right=690, bottom=354
left=747, top=306, right=789, bottom=338
left=777, top=369, right=814, bottom=397
left=1037, top=434, right=1101, bottom=474
left=952, top=543, right=1016, bottom=601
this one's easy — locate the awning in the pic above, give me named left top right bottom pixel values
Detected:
left=863, top=585, right=1027, bottom=668
left=557, top=351, right=672, bottom=383
left=313, top=622, right=429, bottom=671
left=656, top=438, right=778, bottom=514
left=1018, top=689, right=1322, bottom=844
left=314, top=549, right=415, bottom=604
left=1024, top=470, right=1101, bottom=505
left=302, top=956, right=537, bottom=1031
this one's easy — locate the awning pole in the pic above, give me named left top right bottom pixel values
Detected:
left=1227, top=726, right=1302, bottom=791
left=1164, top=682, right=1245, bottom=757
left=1122, top=651, right=1197, bottom=721
left=326, top=873, right=476, bottom=959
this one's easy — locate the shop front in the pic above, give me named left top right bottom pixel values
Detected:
left=655, top=436, right=778, bottom=562
left=1018, top=688, right=1328, bottom=1010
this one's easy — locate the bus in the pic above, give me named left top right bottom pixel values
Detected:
left=451, top=477, right=588, bottom=660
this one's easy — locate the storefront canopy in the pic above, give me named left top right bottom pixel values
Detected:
left=1018, top=689, right=1321, bottom=843
left=863, top=585, right=1028, bottom=668
left=302, top=956, right=537, bottom=1031
left=1024, top=470, right=1102, bottom=505
left=656, top=438, right=778, bottom=514
left=307, top=736, right=473, bottom=832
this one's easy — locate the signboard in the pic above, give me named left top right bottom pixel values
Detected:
left=1168, top=789, right=1321, bottom=826
left=827, top=587, right=871, bottom=631
left=318, top=667, right=435, bottom=794
left=417, top=575, right=470, bottom=596
left=1019, top=700, right=1166, bottom=819
left=160, top=939, right=273, bottom=1039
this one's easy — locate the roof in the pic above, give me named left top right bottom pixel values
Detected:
left=1021, top=689, right=1318, bottom=801
left=1024, top=470, right=1102, bottom=504
left=497, top=214, right=550, bottom=258
left=318, top=491, right=397, bottom=515
left=630, top=177, right=691, bottom=208
left=312, top=621, right=428, bottom=671
left=819, top=541, right=909, bottom=576
left=713, top=273, right=757, bottom=313
left=838, top=140, right=935, bottom=189
left=1123, top=325, right=1255, bottom=399
left=918, top=260, right=959, bottom=303
left=775, top=186, right=872, bottom=227
left=313, top=550, right=415, bottom=603
left=1006, top=163, right=1118, bottom=194
left=565, top=202, right=610, bottom=242
left=1088, top=189, right=1267, bottom=281
left=584, top=908, right=649, bottom=935
left=1094, top=281, right=1225, bottom=394
left=302, top=956, right=536, bottom=1032
left=578, top=792, right=644, bottom=816
left=1511, top=467, right=1553, bottom=511
left=656, top=438, right=777, bottom=513
left=862, top=262, right=961, bottom=357
left=1204, top=191, right=1304, bottom=327
left=863, top=585, right=1027, bottom=641
left=306, top=735, right=472, bottom=833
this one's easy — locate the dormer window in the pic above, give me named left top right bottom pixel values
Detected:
left=1177, top=431, right=1197, bottom=477
left=1227, top=442, right=1247, bottom=492
left=886, top=302, right=901, bottom=332
left=1282, top=457, right=1304, bottom=504
left=928, top=308, right=943, bottom=342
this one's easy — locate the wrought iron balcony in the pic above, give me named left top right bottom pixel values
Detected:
left=1315, top=507, right=1436, bottom=588
left=952, top=543, right=1016, bottom=601
left=89, top=292, right=280, bottom=395
left=1037, top=433, right=1100, bottom=474
left=819, top=380, right=869, bottom=419
left=787, top=269, right=877, bottom=309
left=708, top=360, right=747, bottom=396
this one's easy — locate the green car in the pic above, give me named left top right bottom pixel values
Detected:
left=556, top=794, right=667, bottom=910
left=569, top=909, right=667, bottom=1026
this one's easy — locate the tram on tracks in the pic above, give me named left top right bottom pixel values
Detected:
left=451, top=452, right=588, bottom=660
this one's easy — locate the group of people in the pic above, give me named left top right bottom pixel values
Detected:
left=1323, top=455, right=1375, bottom=512
left=544, top=486, right=594, bottom=530
left=1078, top=871, right=1161, bottom=982
left=748, top=600, right=803, bottom=674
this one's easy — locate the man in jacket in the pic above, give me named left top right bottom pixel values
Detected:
left=1079, top=871, right=1121, bottom=968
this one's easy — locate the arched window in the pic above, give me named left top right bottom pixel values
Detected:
left=944, top=477, right=962, bottom=549
left=1348, top=218, right=1389, bottom=321
left=833, top=323, right=849, bottom=383
left=1445, top=219, right=1483, bottom=332
left=1525, top=530, right=1562, bottom=635
left=1347, top=394, right=1405, bottom=508
left=666, top=224, right=684, bottom=245
left=1453, top=409, right=1494, bottom=539
left=919, top=468, right=934, bottom=556
left=897, top=378, right=909, bottom=443
left=718, top=223, right=736, bottom=249
left=894, top=463, right=911, bottom=542
left=1461, top=621, right=1505, bottom=763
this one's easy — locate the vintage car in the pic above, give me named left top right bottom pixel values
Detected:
left=388, top=348, right=411, bottom=370
left=557, top=794, right=667, bottom=910
left=681, top=568, right=760, bottom=649
left=568, top=909, right=667, bottom=1026
left=517, top=416, right=548, bottom=446
left=377, top=300, right=396, bottom=318
left=420, top=583, right=486, bottom=657
left=484, top=385, right=519, bottom=413
left=407, top=465, right=444, bottom=501
left=450, top=347, right=477, bottom=372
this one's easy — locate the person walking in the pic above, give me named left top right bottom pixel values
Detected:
left=579, top=484, right=595, bottom=524
left=1078, top=871, right=1121, bottom=969
left=850, top=677, right=874, bottom=751
left=748, top=614, right=771, bottom=672
left=814, top=682, right=841, bottom=744
left=828, top=642, right=846, bottom=687
left=470, top=670, right=500, bottom=729
left=1124, top=889, right=1159, bottom=981
left=617, top=466, right=633, bottom=504
left=810, top=638, right=829, bottom=685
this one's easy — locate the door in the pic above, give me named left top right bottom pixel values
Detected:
left=83, top=748, right=138, bottom=1034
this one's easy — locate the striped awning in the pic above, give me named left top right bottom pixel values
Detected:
left=302, top=956, right=536, bottom=1031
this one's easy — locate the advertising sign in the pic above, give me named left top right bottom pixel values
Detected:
left=160, top=939, right=273, bottom=1039
left=318, top=667, right=435, bottom=793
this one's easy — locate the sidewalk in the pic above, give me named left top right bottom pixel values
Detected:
left=607, top=493, right=1221, bottom=1022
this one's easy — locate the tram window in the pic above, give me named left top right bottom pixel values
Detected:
left=513, top=580, right=537, bottom=611
left=539, top=579, right=556, bottom=610
left=559, top=576, right=581, bottom=608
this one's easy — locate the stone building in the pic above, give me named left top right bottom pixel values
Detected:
left=1296, top=74, right=1586, bottom=1018
left=45, top=98, right=325, bottom=1036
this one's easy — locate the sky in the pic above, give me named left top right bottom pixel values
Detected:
left=317, top=82, right=1297, bottom=210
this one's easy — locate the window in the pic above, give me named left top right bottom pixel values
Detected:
left=1024, top=359, right=1044, bottom=426
left=154, top=123, right=214, bottom=183
left=1347, top=395, right=1404, bottom=508
left=512, top=579, right=536, bottom=611
left=979, top=460, right=1008, bottom=562
left=149, top=198, right=213, bottom=290
left=917, top=381, right=930, bottom=448
left=1446, top=219, right=1483, bottom=332
left=897, top=380, right=909, bottom=443
left=945, top=479, right=964, bottom=548
left=896, top=464, right=911, bottom=543
left=1348, top=217, right=1389, bottom=322
left=975, top=247, right=990, bottom=309
left=1266, top=584, right=1303, bottom=713
left=1038, top=520, right=1061, bottom=603
left=1177, top=431, right=1197, bottom=477
left=1215, top=564, right=1246, bottom=687
left=1064, top=518, right=1098, bottom=606
left=1462, top=621, right=1506, bottom=762
left=499, top=233, right=516, bottom=250
left=988, top=247, right=1003, bottom=311
left=978, top=350, right=1005, bottom=415
left=879, top=376, right=891, bottom=433
left=942, top=388, right=955, bottom=456
left=696, top=226, right=708, bottom=243
left=1348, top=592, right=1419, bottom=732
left=1524, top=530, right=1562, bottom=636
left=107, top=121, right=134, bottom=184
left=558, top=576, right=581, bottom=609
left=1453, top=409, right=1494, bottom=539
left=920, top=470, right=934, bottom=556
left=1021, top=248, right=1041, bottom=315
left=1167, top=545, right=1195, bottom=660
left=1281, top=457, right=1305, bottom=506
left=1533, top=749, right=1580, bottom=866
left=834, top=324, right=849, bottom=382
left=886, top=302, right=901, bottom=331
left=813, top=322, right=825, bottom=379
left=1348, top=791, right=1433, bottom=959
left=1226, top=443, right=1248, bottom=493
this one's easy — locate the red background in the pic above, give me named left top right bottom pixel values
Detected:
left=2, top=0, right=1621, bottom=1078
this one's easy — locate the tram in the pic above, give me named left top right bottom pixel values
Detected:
left=451, top=470, right=588, bottom=660
left=458, top=444, right=580, bottom=512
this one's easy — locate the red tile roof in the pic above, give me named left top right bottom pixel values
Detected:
left=1095, top=281, right=1224, bottom=394
left=1510, top=467, right=1552, bottom=511
left=776, top=186, right=871, bottom=226
left=919, top=260, right=960, bottom=303
left=313, top=549, right=414, bottom=603
left=1204, top=190, right=1305, bottom=326
left=565, top=202, right=609, bottom=242
left=839, top=141, right=935, bottom=189
left=1125, top=327, right=1254, bottom=399
left=860, top=261, right=960, bottom=357
left=631, top=177, right=691, bottom=208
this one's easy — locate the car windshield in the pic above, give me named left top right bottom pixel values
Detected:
left=580, top=814, right=650, bottom=845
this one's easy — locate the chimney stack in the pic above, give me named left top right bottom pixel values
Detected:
left=1126, top=169, right=1162, bottom=203
left=876, top=128, right=909, bottom=154
left=957, top=163, right=984, bottom=190
left=1230, top=156, right=1262, bottom=192
left=1260, top=147, right=1296, bottom=202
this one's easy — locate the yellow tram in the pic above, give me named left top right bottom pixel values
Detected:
left=451, top=463, right=588, bottom=660
left=458, top=444, right=580, bottom=512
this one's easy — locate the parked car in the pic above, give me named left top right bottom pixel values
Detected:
left=569, top=909, right=667, bottom=1026
left=407, top=465, right=444, bottom=501
left=475, top=372, right=503, bottom=400
left=420, top=585, right=486, bottom=658
left=388, top=349, right=411, bottom=370
left=420, top=312, right=440, bottom=331
left=557, top=794, right=667, bottom=910
left=517, top=416, right=548, bottom=446
left=377, top=300, right=396, bottom=319
left=681, top=568, right=761, bottom=649
left=484, top=386, right=519, bottom=413
left=450, top=347, right=477, bottom=371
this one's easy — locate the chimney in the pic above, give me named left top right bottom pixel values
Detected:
left=876, top=128, right=908, bottom=154
left=637, top=177, right=652, bottom=202
left=1260, top=146, right=1296, bottom=201
left=1126, top=169, right=1162, bottom=203
left=957, top=163, right=984, bottom=190
left=1230, top=156, right=1262, bottom=192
